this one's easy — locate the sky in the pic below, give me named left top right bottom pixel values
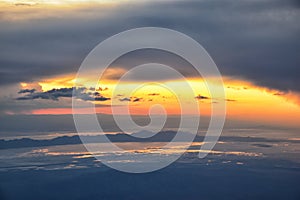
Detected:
left=0, top=0, right=300, bottom=132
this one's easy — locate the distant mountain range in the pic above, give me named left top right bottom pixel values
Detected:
left=0, top=130, right=298, bottom=149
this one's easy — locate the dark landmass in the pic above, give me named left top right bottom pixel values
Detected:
left=0, top=161, right=299, bottom=200
left=0, top=131, right=299, bottom=149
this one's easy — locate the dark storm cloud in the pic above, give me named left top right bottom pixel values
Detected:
left=16, top=87, right=110, bottom=102
left=0, top=0, right=299, bottom=93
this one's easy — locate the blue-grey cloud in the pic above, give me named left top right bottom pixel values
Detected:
left=119, top=97, right=131, bottom=102
left=18, top=89, right=36, bottom=94
left=16, top=87, right=110, bottom=102
left=118, top=97, right=143, bottom=102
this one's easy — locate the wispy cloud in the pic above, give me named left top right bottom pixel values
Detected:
left=118, top=97, right=143, bottom=102
left=195, top=94, right=236, bottom=102
left=148, top=93, right=160, bottom=96
left=119, top=97, right=131, bottom=102
left=195, top=94, right=210, bottom=100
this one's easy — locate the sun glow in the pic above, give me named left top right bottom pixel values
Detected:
left=19, top=72, right=300, bottom=128
left=0, top=0, right=128, bottom=21
left=1, top=0, right=126, bottom=5
left=38, top=74, right=76, bottom=91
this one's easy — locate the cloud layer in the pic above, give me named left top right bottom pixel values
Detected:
left=0, top=0, right=299, bottom=93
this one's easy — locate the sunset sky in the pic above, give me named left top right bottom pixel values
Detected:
left=0, top=0, right=300, bottom=130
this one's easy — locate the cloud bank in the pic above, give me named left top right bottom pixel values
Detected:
left=0, top=0, right=299, bottom=93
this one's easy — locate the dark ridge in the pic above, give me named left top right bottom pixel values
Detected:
left=0, top=131, right=299, bottom=150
